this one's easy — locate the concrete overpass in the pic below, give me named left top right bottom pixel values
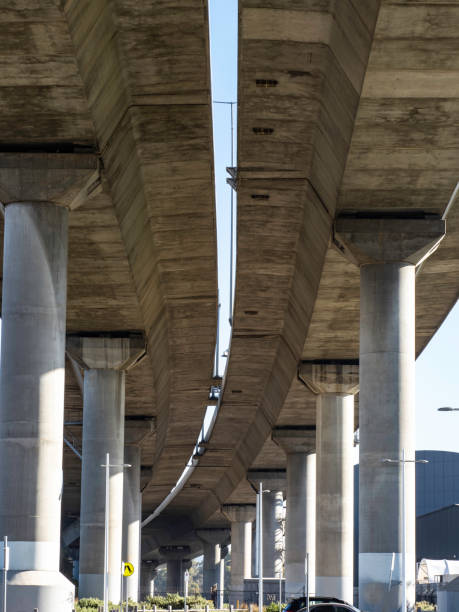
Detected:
left=0, top=2, right=457, bottom=612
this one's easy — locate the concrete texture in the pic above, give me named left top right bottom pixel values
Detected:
left=202, top=543, right=221, bottom=599
left=67, top=334, right=146, bottom=602
left=0, top=202, right=74, bottom=611
left=166, top=559, right=191, bottom=594
left=222, top=505, right=256, bottom=603
left=315, top=393, right=355, bottom=602
left=196, top=529, right=229, bottom=599
left=247, top=470, right=285, bottom=579
left=140, top=562, right=157, bottom=600
left=337, top=217, right=445, bottom=612
left=123, top=445, right=141, bottom=602
left=301, top=363, right=358, bottom=602
left=0, top=4, right=458, bottom=606
left=78, top=368, right=125, bottom=602
left=262, top=491, right=284, bottom=579
left=273, top=429, right=316, bottom=598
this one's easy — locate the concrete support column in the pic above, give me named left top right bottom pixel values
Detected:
left=219, top=545, right=229, bottom=607
left=0, top=202, right=75, bottom=611
left=222, top=505, right=256, bottom=604
left=123, top=444, right=141, bottom=602
left=160, top=546, right=192, bottom=594
left=300, top=362, right=359, bottom=602
left=247, top=470, right=286, bottom=579
left=166, top=560, right=182, bottom=593
left=203, top=543, right=221, bottom=598
left=140, top=562, right=157, bottom=600
left=197, top=529, right=229, bottom=600
left=273, top=429, right=316, bottom=599
left=67, top=334, right=145, bottom=603
left=336, top=215, right=445, bottom=612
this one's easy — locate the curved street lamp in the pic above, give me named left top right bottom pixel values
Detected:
left=437, top=407, right=459, bottom=412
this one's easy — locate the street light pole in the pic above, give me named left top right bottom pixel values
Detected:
left=2, top=536, right=8, bottom=612
left=381, top=450, right=428, bottom=612
left=101, top=453, right=131, bottom=612
left=258, top=482, right=263, bottom=612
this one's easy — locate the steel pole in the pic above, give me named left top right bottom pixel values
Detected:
left=305, top=554, right=309, bottom=612
left=104, top=452, right=110, bottom=612
left=2, top=536, right=8, bottom=612
left=278, top=571, right=282, bottom=612
left=259, top=483, right=263, bottom=612
left=402, top=448, right=406, bottom=612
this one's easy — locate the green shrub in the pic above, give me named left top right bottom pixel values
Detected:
left=146, top=593, right=214, bottom=609
left=415, top=603, right=436, bottom=612
left=75, top=597, right=120, bottom=611
left=265, top=602, right=284, bottom=612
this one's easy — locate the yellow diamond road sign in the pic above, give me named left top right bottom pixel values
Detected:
left=123, top=562, right=134, bottom=577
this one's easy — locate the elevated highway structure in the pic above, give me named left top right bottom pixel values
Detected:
left=143, top=3, right=459, bottom=612
left=0, top=2, right=457, bottom=612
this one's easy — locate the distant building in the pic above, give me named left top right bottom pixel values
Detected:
left=417, top=505, right=459, bottom=562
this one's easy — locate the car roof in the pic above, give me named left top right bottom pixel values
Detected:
left=301, top=604, right=359, bottom=611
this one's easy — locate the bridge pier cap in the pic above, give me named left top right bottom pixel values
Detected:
left=0, top=154, right=99, bottom=612
left=335, top=214, right=445, bottom=612
left=272, top=428, right=315, bottom=599
left=300, top=362, right=358, bottom=603
left=66, top=333, right=145, bottom=603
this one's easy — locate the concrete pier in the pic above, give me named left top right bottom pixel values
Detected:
left=247, top=470, right=285, bottom=578
left=197, top=529, right=229, bottom=600
left=300, top=362, right=359, bottom=602
left=0, top=202, right=74, bottom=611
left=67, top=334, right=145, bottom=603
left=166, top=559, right=191, bottom=593
left=140, top=562, right=157, bottom=600
left=222, top=505, right=256, bottom=604
left=123, top=444, right=141, bottom=602
left=273, top=429, right=316, bottom=598
left=336, top=215, right=445, bottom=612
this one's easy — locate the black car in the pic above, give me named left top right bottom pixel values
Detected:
left=283, top=596, right=359, bottom=612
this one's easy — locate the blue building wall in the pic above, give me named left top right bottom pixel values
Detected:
left=415, top=451, right=459, bottom=516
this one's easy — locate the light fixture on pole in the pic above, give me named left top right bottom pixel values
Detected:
left=101, top=453, right=131, bottom=612
left=381, top=450, right=428, bottom=612
left=437, top=407, right=459, bottom=412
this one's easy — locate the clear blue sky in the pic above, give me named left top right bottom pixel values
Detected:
left=208, top=0, right=459, bottom=452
